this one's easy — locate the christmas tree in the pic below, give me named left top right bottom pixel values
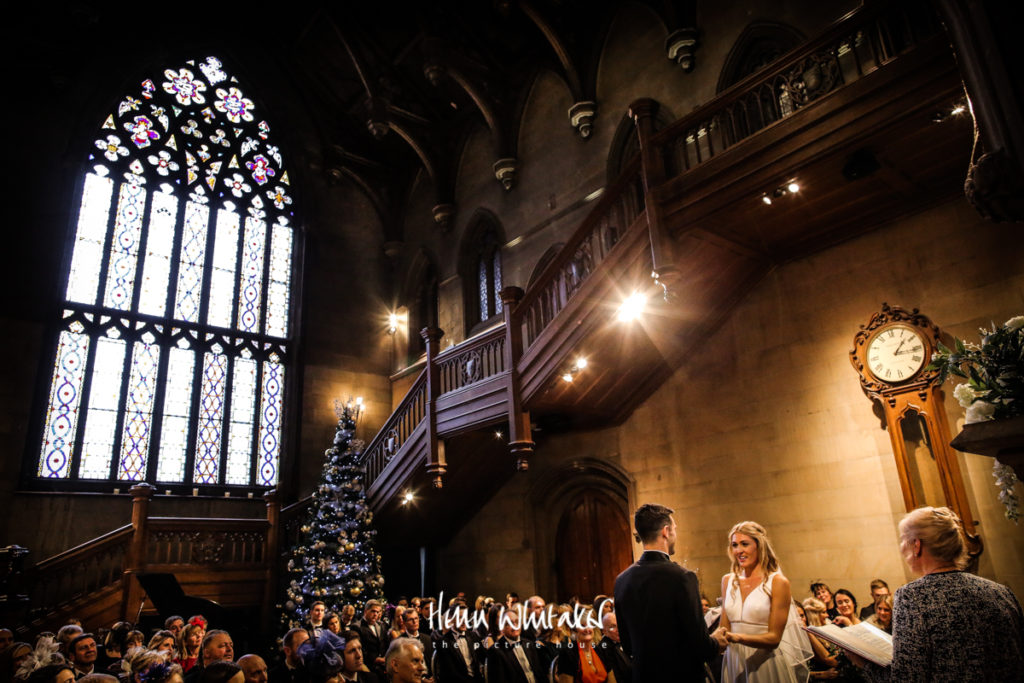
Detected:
left=280, top=398, right=387, bottom=629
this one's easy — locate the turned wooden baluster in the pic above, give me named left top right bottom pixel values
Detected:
left=502, top=286, right=534, bottom=471
left=422, top=327, right=447, bottom=488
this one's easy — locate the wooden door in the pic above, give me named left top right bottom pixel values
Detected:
left=555, top=489, right=632, bottom=604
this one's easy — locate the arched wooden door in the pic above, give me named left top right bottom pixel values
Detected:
left=555, top=489, right=633, bottom=603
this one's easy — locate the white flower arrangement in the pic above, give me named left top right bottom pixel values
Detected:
left=931, top=316, right=1024, bottom=523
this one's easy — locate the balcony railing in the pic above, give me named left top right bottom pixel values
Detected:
left=653, top=1, right=941, bottom=179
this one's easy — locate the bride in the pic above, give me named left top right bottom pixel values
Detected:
left=720, top=521, right=811, bottom=683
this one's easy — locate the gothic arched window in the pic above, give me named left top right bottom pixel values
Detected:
left=35, top=56, right=296, bottom=492
left=461, top=217, right=504, bottom=335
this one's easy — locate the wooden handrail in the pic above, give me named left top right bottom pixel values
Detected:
left=649, top=1, right=941, bottom=176
left=515, top=156, right=642, bottom=317
left=32, top=524, right=133, bottom=575
left=362, top=369, right=428, bottom=488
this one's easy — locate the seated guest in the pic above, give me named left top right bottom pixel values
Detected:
left=335, top=632, right=378, bottom=683
left=338, top=607, right=356, bottom=632
left=520, top=597, right=545, bottom=642
left=306, top=603, right=326, bottom=642
left=355, top=602, right=387, bottom=677
left=486, top=610, right=541, bottom=683
left=26, top=664, right=76, bottom=683
left=175, top=626, right=202, bottom=673
left=197, top=662, right=241, bottom=683
left=68, top=634, right=99, bottom=680
left=99, top=625, right=133, bottom=675
left=164, top=619, right=185, bottom=640
left=0, top=633, right=13, bottom=651
left=556, top=614, right=616, bottom=683
left=184, top=631, right=234, bottom=683
left=810, top=582, right=839, bottom=621
left=11, top=638, right=62, bottom=683
left=55, top=627, right=83, bottom=658
left=386, top=608, right=405, bottom=643
left=533, top=612, right=567, bottom=677
left=435, top=607, right=481, bottom=682
left=147, top=634, right=176, bottom=657
left=859, top=580, right=890, bottom=620
left=396, top=611, right=431, bottom=678
left=832, top=590, right=861, bottom=627
left=267, top=629, right=308, bottom=683
left=2, top=641, right=33, bottom=683
left=797, top=600, right=840, bottom=680
left=323, top=616, right=340, bottom=637
left=856, top=506, right=1024, bottom=682
left=383, top=640, right=426, bottom=683
left=124, top=648, right=174, bottom=683
left=595, top=612, right=631, bottom=683
left=236, top=656, right=266, bottom=683
left=863, top=594, right=892, bottom=635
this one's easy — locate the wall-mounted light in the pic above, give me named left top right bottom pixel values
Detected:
left=617, top=292, right=647, bottom=322
left=387, top=312, right=399, bottom=335
left=932, top=100, right=969, bottom=123
left=401, top=490, right=414, bottom=506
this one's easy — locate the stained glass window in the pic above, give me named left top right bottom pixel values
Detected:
left=473, top=226, right=503, bottom=325
left=36, top=56, right=296, bottom=492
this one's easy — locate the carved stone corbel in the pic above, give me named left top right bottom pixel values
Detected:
left=493, top=158, right=519, bottom=191
left=568, top=101, right=597, bottom=139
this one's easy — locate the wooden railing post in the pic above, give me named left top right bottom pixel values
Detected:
left=122, top=482, right=155, bottom=620
left=422, top=327, right=447, bottom=488
left=501, top=286, right=534, bottom=471
left=263, top=489, right=280, bottom=635
left=630, top=97, right=677, bottom=297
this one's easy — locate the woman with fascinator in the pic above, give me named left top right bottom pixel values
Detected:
left=720, top=521, right=812, bottom=683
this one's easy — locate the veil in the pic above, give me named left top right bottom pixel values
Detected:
left=779, top=602, right=814, bottom=683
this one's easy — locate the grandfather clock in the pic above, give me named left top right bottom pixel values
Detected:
left=850, top=304, right=979, bottom=540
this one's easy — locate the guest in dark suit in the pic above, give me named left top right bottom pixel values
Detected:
left=613, top=503, right=727, bottom=683
left=355, top=601, right=388, bottom=677
left=397, top=608, right=433, bottom=678
left=267, top=628, right=308, bottom=683
left=486, top=610, right=542, bottom=683
left=337, top=631, right=379, bottom=683
left=435, top=606, right=482, bottom=682
left=594, top=612, right=631, bottom=683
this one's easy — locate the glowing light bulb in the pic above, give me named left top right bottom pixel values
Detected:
left=562, top=372, right=574, bottom=383
left=787, top=182, right=800, bottom=194
left=762, top=194, right=772, bottom=205
left=617, top=292, right=647, bottom=322
left=575, top=357, right=588, bottom=370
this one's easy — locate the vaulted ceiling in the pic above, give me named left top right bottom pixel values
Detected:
left=11, top=1, right=697, bottom=247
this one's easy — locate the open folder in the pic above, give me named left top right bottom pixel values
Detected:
left=802, top=622, right=893, bottom=667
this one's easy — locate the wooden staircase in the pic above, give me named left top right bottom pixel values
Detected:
left=4, top=486, right=312, bottom=638
left=361, top=0, right=970, bottom=537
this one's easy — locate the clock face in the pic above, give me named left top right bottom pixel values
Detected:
left=866, top=324, right=927, bottom=383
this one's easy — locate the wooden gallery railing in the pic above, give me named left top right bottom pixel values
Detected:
left=650, top=1, right=941, bottom=181
left=22, top=484, right=284, bottom=630
left=360, top=2, right=945, bottom=496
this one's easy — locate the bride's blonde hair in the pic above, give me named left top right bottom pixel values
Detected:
left=727, top=521, right=780, bottom=586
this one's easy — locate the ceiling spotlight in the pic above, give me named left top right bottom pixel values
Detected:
left=787, top=182, right=800, bottom=194
left=951, top=104, right=965, bottom=116
left=762, top=194, right=772, bottom=205
left=401, top=491, right=414, bottom=505
left=494, top=430, right=504, bottom=440
left=574, top=357, right=588, bottom=370
left=617, top=291, right=647, bottom=322
left=562, top=372, right=574, bottom=383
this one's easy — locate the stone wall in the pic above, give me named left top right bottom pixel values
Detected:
left=435, top=199, right=1024, bottom=604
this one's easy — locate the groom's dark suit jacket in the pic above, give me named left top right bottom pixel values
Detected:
left=613, top=550, right=719, bottom=683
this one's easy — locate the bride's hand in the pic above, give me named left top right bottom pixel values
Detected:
left=725, top=631, right=741, bottom=643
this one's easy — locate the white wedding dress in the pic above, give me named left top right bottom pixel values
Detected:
left=721, top=571, right=810, bottom=683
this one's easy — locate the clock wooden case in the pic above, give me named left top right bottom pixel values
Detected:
left=850, top=303, right=978, bottom=539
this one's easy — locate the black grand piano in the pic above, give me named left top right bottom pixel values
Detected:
left=134, top=573, right=261, bottom=649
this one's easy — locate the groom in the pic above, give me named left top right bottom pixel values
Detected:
left=614, top=503, right=727, bottom=683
